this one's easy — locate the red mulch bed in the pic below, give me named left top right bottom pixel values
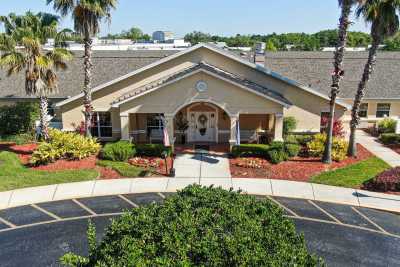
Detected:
left=98, top=166, right=122, bottom=179
left=0, top=143, right=38, bottom=164
left=230, top=144, right=373, bottom=181
left=32, top=155, right=97, bottom=171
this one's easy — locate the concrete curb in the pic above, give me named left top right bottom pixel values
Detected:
left=0, top=178, right=399, bottom=213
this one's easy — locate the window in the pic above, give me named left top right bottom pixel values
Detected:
left=146, top=114, right=164, bottom=136
left=358, top=103, right=368, bottom=118
left=91, top=112, right=112, bottom=137
left=376, top=103, right=391, bottom=118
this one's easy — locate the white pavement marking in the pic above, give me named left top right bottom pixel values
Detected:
left=266, top=195, right=299, bottom=217
left=356, top=129, right=400, bottom=167
left=308, top=200, right=342, bottom=224
left=117, top=195, right=139, bottom=208
left=31, top=204, right=61, bottom=220
left=0, top=216, right=16, bottom=228
left=351, top=207, right=389, bottom=234
left=72, top=199, right=96, bottom=216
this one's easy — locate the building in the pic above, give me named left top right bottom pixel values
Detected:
left=152, top=31, right=174, bottom=42
left=1, top=45, right=399, bottom=145
left=264, top=51, right=400, bottom=128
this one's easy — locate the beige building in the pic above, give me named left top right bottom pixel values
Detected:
left=53, top=44, right=349, bottom=147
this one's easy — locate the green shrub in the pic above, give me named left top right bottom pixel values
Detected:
left=307, top=133, right=348, bottom=161
left=285, top=143, right=301, bottom=157
left=60, top=185, right=321, bottom=266
left=101, top=141, right=135, bottom=161
left=267, top=149, right=289, bottom=164
left=136, top=144, right=172, bottom=157
left=284, top=134, right=299, bottom=144
left=30, top=129, right=101, bottom=165
left=231, top=144, right=269, bottom=158
left=0, top=133, right=35, bottom=145
left=378, top=118, right=396, bottom=134
left=0, top=102, right=39, bottom=135
left=379, top=133, right=400, bottom=145
left=283, top=116, right=297, bottom=136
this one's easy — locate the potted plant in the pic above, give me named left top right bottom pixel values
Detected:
left=175, top=112, right=189, bottom=144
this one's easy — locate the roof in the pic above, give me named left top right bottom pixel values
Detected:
left=55, top=43, right=349, bottom=108
left=112, top=61, right=292, bottom=107
left=0, top=50, right=178, bottom=99
left=265, top=51, right=400, bottom=99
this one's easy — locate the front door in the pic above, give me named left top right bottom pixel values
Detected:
left=188, top=112, right=216, bottom=142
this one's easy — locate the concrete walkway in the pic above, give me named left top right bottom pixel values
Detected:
left=357, top=130, right=400, bottom=167
left=174, top=151, right=231, bottom=178
left=0, top=178, right=399, bottom=213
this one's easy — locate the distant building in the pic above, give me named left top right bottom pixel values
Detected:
left=152, top=31, right=174, bottom=42
left=255, top=42, right=266, bottom=54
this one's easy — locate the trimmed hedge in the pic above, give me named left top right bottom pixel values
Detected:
left=61, top=185, right=321, bottom=266
left=136, top=144, right=172, bottom=157
left=101, top=141, right=135, bottom=162
left=377, top=118, right=396, bottom=134
left=379, top=133, right=400, bottom=145
left=231, top=144, right=269, bottom=158
left=286, top=134, right=314, bottom=146
left=363, top=167, right=400, bottom=192
left=0, top=133, right=35, bottom=145
left=0, top=102, right=39, bottom=136
left=285, top=143, right=301, bottom=157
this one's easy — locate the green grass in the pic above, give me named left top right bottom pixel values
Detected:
left=311, top=157, right=390, bottom=188
left=0, top=151, right=98, bottom=192
left=97, top=160, right=149, bottom=177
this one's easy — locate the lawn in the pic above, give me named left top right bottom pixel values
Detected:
left=310, top=157, right=390, bottom=188
left=97, top=160, right=149, bottom=177
left=0, top=151, right=98, bottom=191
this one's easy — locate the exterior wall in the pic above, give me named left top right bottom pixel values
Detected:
left=341, top=99, right=400, bottom=120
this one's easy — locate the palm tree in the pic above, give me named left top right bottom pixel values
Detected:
left=47, top=0, right=117, bottom=137
left=322, top=0, right=359, bottom=164
left=0, top=12, right=72, bottom=140
left=348, top=0, right=400, bottom=156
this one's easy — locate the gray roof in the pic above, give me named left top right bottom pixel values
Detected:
left=113, top=61, right=292, bottom=106
left=0, top=50, right=178, bottom=99
left=265, top=51, right=400, bottom=99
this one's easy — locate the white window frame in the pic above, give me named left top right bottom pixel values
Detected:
left=92, top=112, right=112, bottom=138
left=376, top=103, right=391, bottom=118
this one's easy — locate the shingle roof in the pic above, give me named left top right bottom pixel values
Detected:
left=0, top=50, right=178, bottom=99
left=264, top=51, right=400, bottom=99
left=112, top=61, right=292, bottom=107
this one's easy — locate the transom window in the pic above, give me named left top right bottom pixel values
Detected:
left=358, top=103, right=368, bottom=118
left=376, top=103, right=391, bottom=118
left=91, top=112, right=112, bottom=137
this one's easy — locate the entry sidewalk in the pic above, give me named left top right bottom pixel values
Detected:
left=356, top=130, right=400, bottom=167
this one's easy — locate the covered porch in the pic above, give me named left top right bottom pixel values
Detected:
left=120, top=101, right=284, bottom=148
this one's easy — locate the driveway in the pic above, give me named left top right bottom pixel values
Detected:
left=0, top=193, right=399, bottom=266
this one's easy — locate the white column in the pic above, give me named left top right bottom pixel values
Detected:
left=120, top=114, right=130, bottom=140
left=164, top=114, right=175, bottom=148
left=229, top=115, right=239, bottom=149
left=273, top=113, right=284, bottom=142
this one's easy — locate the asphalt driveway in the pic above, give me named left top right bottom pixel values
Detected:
left=0, top=193, right=399, bottom=266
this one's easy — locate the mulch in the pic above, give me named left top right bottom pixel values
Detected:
left=385, top=144, right=400, bottom=155
left=230, top=144, right=373, bottom=181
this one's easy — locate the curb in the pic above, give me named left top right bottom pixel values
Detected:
left=0, top=178, right=399, bottom=213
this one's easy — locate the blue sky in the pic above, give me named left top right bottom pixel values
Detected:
left=0, top=0, right=369, bottom=38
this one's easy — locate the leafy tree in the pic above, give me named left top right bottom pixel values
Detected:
left=383, top=31, right=400, bottom=49
left=107, top=26, right=149, bottom=41
left=184, top=31, right=213, bottom=44
left=48, top=0, right=117, bottom=137
left=265, top=39, right=277, bottom=51
left=348, top=0, right=400, bottom=157
left=0, top=12, right=72, bottom=139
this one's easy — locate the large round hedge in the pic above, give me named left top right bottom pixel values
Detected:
left=62, top=185, right=321, bottom=266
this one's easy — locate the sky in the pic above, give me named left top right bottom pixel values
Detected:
left=0, top=0, right=370, bottom=38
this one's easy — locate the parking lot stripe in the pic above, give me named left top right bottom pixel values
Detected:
left=157, top=192, right=166, bottom=199
left=351, top=207, right=388, bottom=234
left=118, top=195, right=138, bottom=208
left=31, top=204, right=61, bottom=220
left=308, top=200, right=342, bottom=224
left=267, top=196, right=299, bottom=217
left=0, top=216, right=16, bottom=228
left=72, top=199, right=96, bottom=216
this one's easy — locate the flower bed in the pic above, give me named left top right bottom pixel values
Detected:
left=129, top=156, right=173, bottom=176
left=230, top=144, right=373, bottom=181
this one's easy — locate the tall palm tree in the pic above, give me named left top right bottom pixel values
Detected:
left=322, top=0, right=360, bottom=163
left=47, top=0, right=117, bottom=137
left=348, top=0, right=400, bottom=156
left=0, top=12, right=72, bottom=140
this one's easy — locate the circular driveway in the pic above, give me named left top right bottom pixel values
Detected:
left=0, top=192, right=399, bottom=266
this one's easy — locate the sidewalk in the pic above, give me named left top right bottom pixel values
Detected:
left=356, top=130, right=400, bottom=167
left=0, top=178, right=399, bottom=213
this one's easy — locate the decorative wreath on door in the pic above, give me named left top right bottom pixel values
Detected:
left=198, top=114, right=208, bottom=136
